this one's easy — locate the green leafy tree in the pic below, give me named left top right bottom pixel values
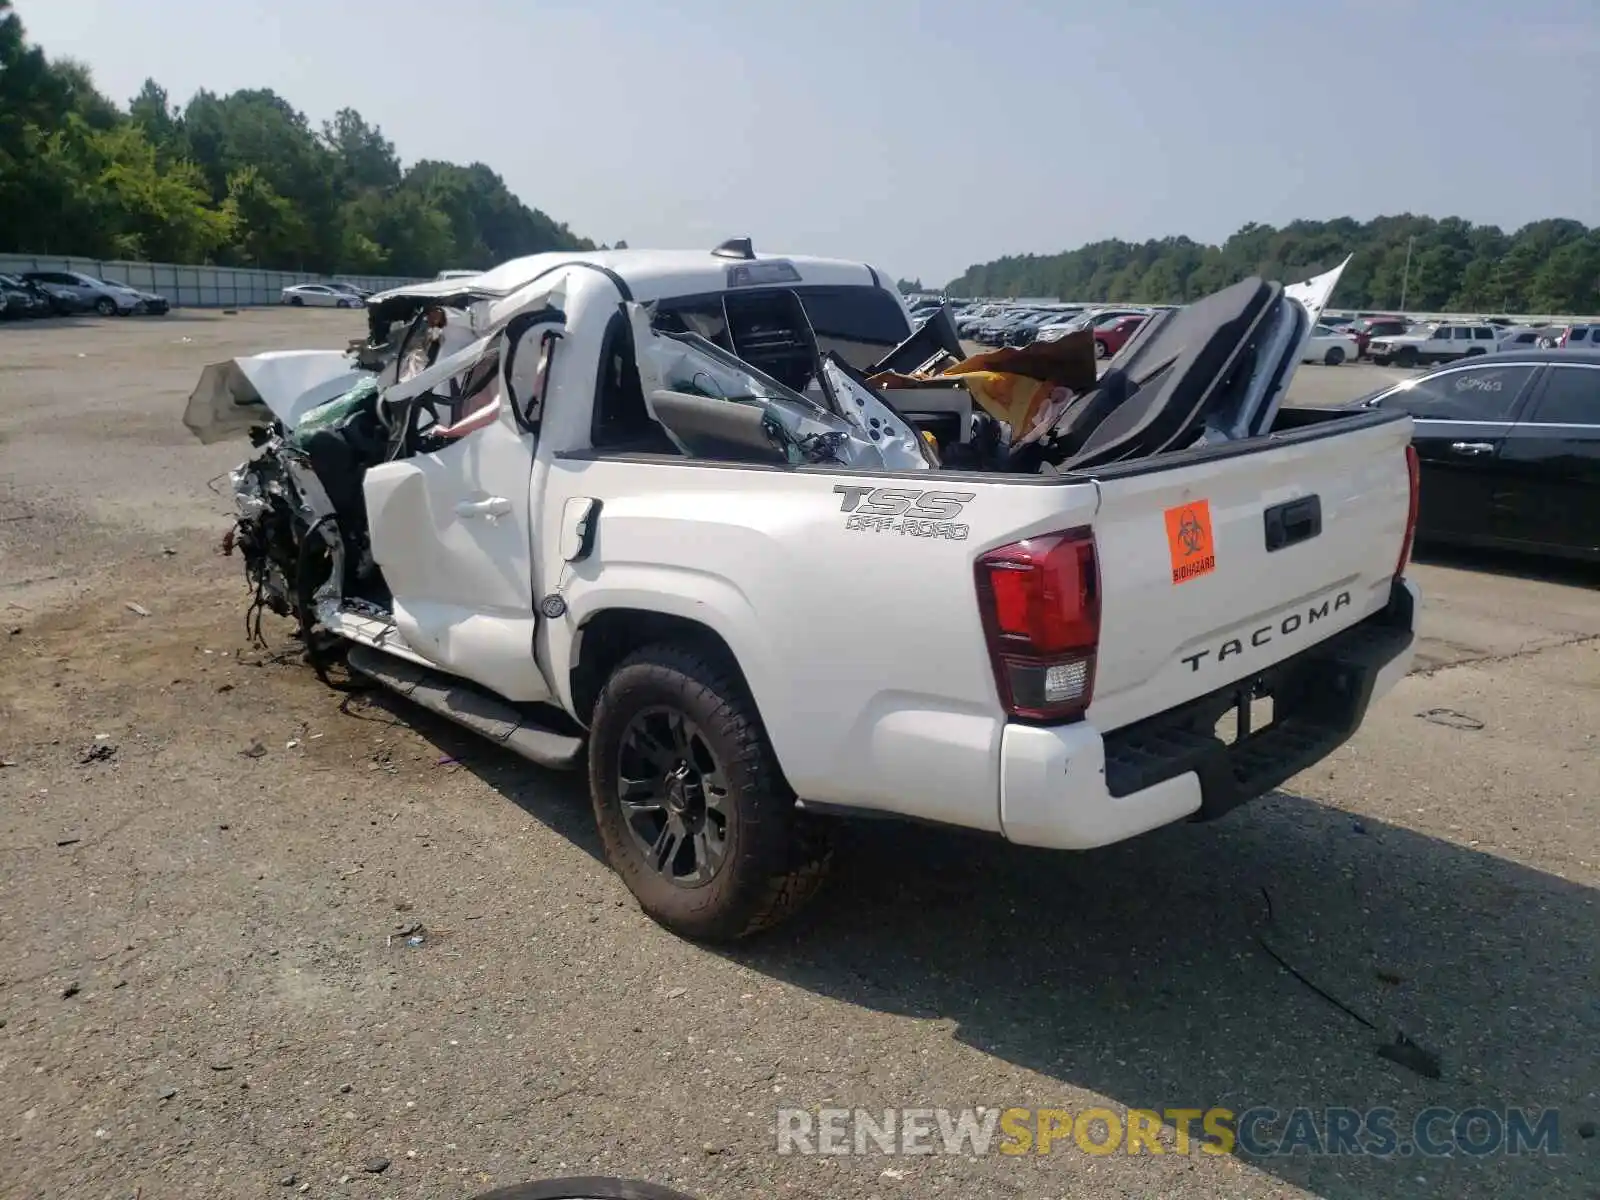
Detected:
left=128, top=78, right=188, bottom=164
left=323, top=107, right=400, bottom=192
left=948, top=214, right=1600, bottom=314
left=89, top=121, right=230, bottom=260
left=0, top=2, right=593, bottom=277
left=222, top=165, right=310, bottom=267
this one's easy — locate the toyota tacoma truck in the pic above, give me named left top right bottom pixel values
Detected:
left=184, top=240, right=1422, bottom=942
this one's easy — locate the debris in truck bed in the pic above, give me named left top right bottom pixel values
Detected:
left=871, top=328, right=1099, bottom=431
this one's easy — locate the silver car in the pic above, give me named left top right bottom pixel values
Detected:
left=19, top=270, right=169, bottom=316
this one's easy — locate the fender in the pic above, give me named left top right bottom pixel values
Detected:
left=549, top=566, right=784, bottom=743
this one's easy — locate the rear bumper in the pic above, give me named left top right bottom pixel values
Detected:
left=998, top=577, right=1419, bottom=850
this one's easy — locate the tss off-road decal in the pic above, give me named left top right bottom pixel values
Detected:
left=835, top=485, right=975, bottom=541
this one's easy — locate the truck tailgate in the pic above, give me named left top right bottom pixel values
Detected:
left=1085, top=413, right=1414, bottom=733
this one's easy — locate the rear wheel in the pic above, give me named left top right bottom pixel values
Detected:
left=589, top=643, right=830, bottom=942
left=1323, top=346, right=1345, bottom=366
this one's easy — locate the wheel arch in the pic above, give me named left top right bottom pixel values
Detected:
left=566, top=605, right=794, bottom=792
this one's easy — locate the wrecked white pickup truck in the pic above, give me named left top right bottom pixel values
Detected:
left=185, top=240, right=1421, bottom=942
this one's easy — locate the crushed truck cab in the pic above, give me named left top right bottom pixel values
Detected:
left=194, top=240, right=1420, bottom=942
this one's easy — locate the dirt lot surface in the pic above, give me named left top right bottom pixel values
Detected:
left=2, top=310, right=1598, bottom=1200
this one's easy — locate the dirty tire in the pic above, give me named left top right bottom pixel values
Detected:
left=589, top=643, right=831, bottom=942
left=95, top=297, right=116, bottom=316
left=1396, top=346, right=1419, bottom=367
left=1323, top=346, right=1345, bottom=366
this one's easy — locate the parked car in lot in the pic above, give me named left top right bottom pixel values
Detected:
left=1071, top=306, right=1150, bottom=332
left=0, top=273, right=57, bottom=318
left=19, top=270, right=168, bottom=316
left=1346, top=316, right=1410, bottom=359
left=1004, top=310, right=1068, bottom=346
left=1494, top=325, right=1559, bottom=352
left=1368, top=321, right=1499, bottom=367
left=281, top=283, right=363, bottom=308
left=972, top=309, right=1040, bottom=343
left=1302, top=323, right=1361, bottom=365
left=1558, top=324, right=1598, bottom=349
left=1348, top=350, right=1598, bottom=562
left=1028, top=309, right=1089, bottom=343
left=1091, top=313, right=1149, bottom=359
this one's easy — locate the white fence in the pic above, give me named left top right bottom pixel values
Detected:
left=0, top=254, right=427, bottom=309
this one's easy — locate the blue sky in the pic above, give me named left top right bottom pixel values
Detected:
left=20, top=0, right=1599, bottom=285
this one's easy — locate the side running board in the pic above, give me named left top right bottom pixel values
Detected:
left=346, top=645, right=585, bottom=771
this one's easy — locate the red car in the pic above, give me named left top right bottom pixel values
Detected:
left=1093, top=314, right=1148, bottom=359
left=1346, top=316, right=1409, bottom=358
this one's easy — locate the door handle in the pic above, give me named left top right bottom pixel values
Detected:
left=455, top=496, right=512, bottom=519
left=1449, top=441, right=1495, bottom=455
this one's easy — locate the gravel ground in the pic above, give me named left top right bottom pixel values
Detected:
left=1, top=310, right=1597, bottom=1200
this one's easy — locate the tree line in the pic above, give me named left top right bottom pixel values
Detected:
left=0, top=0, right=594, bottom=276
left=947, top=215, right=1600, bottom=316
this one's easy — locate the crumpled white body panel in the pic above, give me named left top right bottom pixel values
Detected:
left=183, top=350, right=367, bottom=443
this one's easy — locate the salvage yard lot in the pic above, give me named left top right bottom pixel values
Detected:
left=1, top=310, right=1597, bottom=1200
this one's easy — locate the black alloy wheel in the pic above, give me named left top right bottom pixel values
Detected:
left=616, top=706, right=731, bottom=887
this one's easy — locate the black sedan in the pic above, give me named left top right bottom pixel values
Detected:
left=1349, top=349, right=1598, bottom=562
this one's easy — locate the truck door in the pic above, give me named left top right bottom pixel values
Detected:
left=362, top=332, right=553, bottom=702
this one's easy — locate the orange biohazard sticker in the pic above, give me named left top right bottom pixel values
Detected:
left=1164, top=499, right=1216, bottom=584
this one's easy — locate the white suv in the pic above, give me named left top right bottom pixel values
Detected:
left=1368, top=322, right=1499, bottom=367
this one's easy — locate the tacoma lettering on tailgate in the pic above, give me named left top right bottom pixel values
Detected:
left=1181, top=590, right=1353, bottom=672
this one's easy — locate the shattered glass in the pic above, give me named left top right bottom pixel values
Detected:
left=627, top=303, right=931, bottom=471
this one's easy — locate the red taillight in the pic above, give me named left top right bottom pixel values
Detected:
left=974, top=528, right=1100, bottom=722
left=1396, top=442, right=1420, bottom=577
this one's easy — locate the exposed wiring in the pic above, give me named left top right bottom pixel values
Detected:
left=1256, top=885, right=1441, bottom=1079
left=1257, top=886, right=1375, bottom=1030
